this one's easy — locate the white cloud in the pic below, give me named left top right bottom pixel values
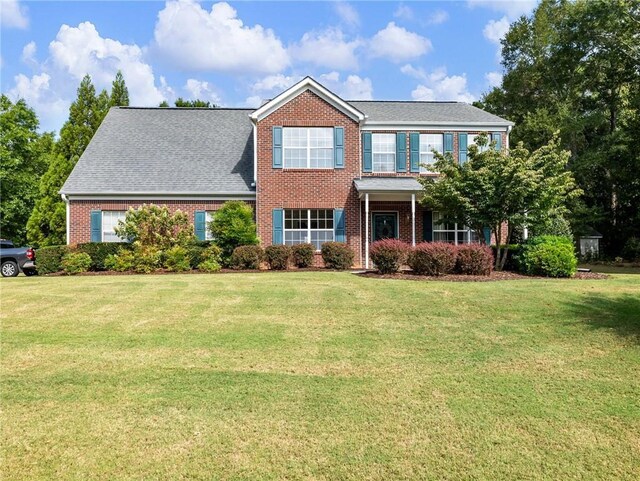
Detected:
left=468, top=0, right=537, bottom=19
left=334, top=2, right=359, bottom=27
left=369, top=22, right=432, bottom=63
left=8, top=73, right=68, bottom=132
left=427, top=10, right=449, bottom=25
left=485, top=71, right=503, bottom=88
left=402, top=65, right=474, bottom=103
left=184, top=79, right=222, bottom=104
left=483, top=16, right=510, bottom=44
left=153, top=0, right=288, bottom=74
left=290, top=28, right=362, bottom=70
left=49, top=21, right=165, bottom=106
left=251, top=74, right=302, bottom=95
left=244, top=95, right=263, bottom=108
left=394, top=4, right=413, bottom=21
left=21, top=41, right=37, bottom=65
left=318, top=71, right=373, bottom=100
left=0, top=0, right=29, bottom=29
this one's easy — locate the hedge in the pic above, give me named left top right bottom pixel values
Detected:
left=369, top=239, right=409, bottom=274
left=36, top=245, right=69, bottom=274
left=407, top=242, right=456, bottom=276
left=321, top=242, right=354, bottom=270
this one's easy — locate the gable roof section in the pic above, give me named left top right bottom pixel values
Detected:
left=349, top=100, right=513, bottom=126
left=250, top=76, right=366, bottom=122
left=61, top=107, right=255, bottom=196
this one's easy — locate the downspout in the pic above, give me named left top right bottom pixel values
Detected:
left=251, top=118, right=259, bottom=236
left=61, top=194, right=70, bottom=245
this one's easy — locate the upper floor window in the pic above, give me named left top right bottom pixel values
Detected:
left=283, top=127, right=333, bottom=169
left=468, top=133, right=490, bottom=153
left=372, top=133, right=396, bottom=173
left=419, top=134, right=443, bottom=173
left=102, top=211, right=127, bottom=242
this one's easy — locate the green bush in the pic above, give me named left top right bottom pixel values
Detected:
left=210, top=201, right=259, bottom=260
left=407, top=242, right=456, bottom=276
left=104, top=249, right=135, bottom=272
left=61, top=252, right=92, bottom=275
left=115, top=204, right=194, bottom=249
left=230, top=245, right=264, bottom=270
left=321, top=242, right=354, bottom=270
left=264, top=245, right=291, bottom=270
left=76, top=242, right=128, bottom=271
left=164, top=245, right=191, bottom=272
left=622, top=237, right=640, bottom=261
left=196, top=245, right=223, bottom=272
left=519, top=236, right=577, bottom=277
left=36, top=245, right=69, bottom=274
left=291, top=243, right=314, bottom=268
left=133, top=246, right=162, bottom=273
left=185, top=245, right=206, bottom=269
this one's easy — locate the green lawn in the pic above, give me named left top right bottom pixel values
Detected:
left=2, top=272, right=639, bottom=480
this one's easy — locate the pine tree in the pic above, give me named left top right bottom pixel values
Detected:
left=110, top=70, right=129, bottom=107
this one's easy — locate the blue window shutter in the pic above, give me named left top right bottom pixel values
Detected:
left=409, top=133, right=420, bottom=173
left=362, top=132, right=372, bottom=172
left=493, top=132, right=502, bottom=151
left=334, top=209, right=346, bottom=242
left=444, top=133, right=454, bottom=154
left=396, top=132, right=407, bottom=172
left=90, top=210, right=102, bottom=242
left=483, top=227, right=492, bottom=245
left=423, top=211, right=433, bottom=242
left=272, top=126, right=283, bottom=168
left=194, top=210, right=206, bottom=241
left=459, top=133, right=468, bottom=165
left=272, top=209, right=284, bottom=245
left=334, top=127, right=344, bottom=168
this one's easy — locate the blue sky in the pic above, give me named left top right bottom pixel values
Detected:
left=1, top=0, right=537, bottom=132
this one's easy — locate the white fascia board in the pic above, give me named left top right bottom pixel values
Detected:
left=250, top=77, right=365, bottom=122
left=363, top=122, right=513, bottom=131
left=66, top=193, right=256, bottom=201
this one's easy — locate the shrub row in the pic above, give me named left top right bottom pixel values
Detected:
left=369, top=240, right=494, bottom=276
left=229, top=242, right=355, bottom=270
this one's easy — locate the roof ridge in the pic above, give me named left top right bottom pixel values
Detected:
left=116, top=106, right=255, bottom=111
left=347, top=100, right=464, bottom=104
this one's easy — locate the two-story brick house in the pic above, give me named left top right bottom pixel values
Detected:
left=61, top=76, right=513, bottom=268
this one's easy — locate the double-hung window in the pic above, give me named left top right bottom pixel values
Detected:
left=432, top=212, right=479, bottom=245
left=283, top=128, right=333, bottom=168
left=205, top=211, right=215, bottom=241
left=419, top=134, right=443, bottom=173
left=102, top=211, right=127, bottom=242
left=468, top=133, right=490, bottom=153
left=372, top=133, right=396, bottom=172
left=284, top=209, right=334, bottom=250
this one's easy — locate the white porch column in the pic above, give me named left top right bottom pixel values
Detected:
left=411, top=193, right=416, bottom=247
left=365, top=193, right=370, bottom=269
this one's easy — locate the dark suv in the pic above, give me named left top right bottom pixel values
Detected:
left=0, top=240, right=37, bottom=277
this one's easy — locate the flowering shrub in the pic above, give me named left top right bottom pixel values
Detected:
left=321, top=242, right=354, bottom=270
left=369, top=239, right=409, bottom=274
left=114, top=204, right=194, bottom=249
left=292, top=243, right=315, bottom=268
left=230, top=245, right=264, bottom=270
left=456, top=244, right=494, bottom=275
left=265, top=245, right=291, bottom=270
left=407, top=242, right=456, bottom=276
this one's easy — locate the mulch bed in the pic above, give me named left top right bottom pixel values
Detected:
left=356, top=270, right=608, bottom=282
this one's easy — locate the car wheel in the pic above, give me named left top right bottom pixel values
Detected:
left=1, top=260, right=19, bottom=277
left=23, top=269, right=38, bottom=277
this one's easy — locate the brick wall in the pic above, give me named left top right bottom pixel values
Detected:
left=68, top=199, right=255, bottom=245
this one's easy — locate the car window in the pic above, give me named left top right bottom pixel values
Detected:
left=0, top=242, right=14, bottom=249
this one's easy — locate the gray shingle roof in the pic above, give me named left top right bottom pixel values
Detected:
left=349, top=101, right=513, bottom=125
left=354, top=177, right=422, bottom=192
left=61, top=107, right=255, bottom=195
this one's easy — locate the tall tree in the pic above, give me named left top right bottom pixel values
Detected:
left=27, top=75, right=109, bottom=246
left=110, top=70, right=129, bottom=107
left=476, top=0, right=640, bottom=255
left=173, top=98, right=215, bottom=108
left=0, top=96, right=53, bottom=245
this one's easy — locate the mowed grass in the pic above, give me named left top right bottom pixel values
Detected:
left=1, top=272, right=639, bottom=480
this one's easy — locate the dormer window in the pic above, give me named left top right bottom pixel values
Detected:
left=283, top=127, right=334, bottom=169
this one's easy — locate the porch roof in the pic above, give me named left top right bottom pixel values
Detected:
left=353, top=177, right=422, bottom=195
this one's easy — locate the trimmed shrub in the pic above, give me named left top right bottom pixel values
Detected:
left=456, top=244, right=494, bottom=275
left=408, top=242, right=457, bottom=276
left=76, top=242, right=128, bottom=271
left=622, top=237, right=640, bottom=261
left=197, top=245, right=223, bottom=273
left=105, top=250, right=135, bottom=272
left=292, top=243, right=315, bottom=268
left=164, top=245, right=191, bottom=272
left=36, top=245, right=69, bottom=274
left=198, top=258, right=222, bottom=273
left=230, top=245, right=264, bottom=270
left=369, top=239, right=409, bottom=274
left=210, top=201, right=259, bottom=260
left=321, top=242, right=354, bottom=270
left=61, top=252, right=92, bottom=275
left=186, top=245, right=206, bottom=269
left=132, top=246, right=162, bottom=274
left=265, top=245, right=291, bottom=270
left=518, top=236, right=577, bottom=278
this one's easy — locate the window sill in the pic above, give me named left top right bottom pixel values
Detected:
left=279, top=168, right=335, bottom=172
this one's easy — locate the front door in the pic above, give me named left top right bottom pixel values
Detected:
left=372, top=213, right=398, bottom=241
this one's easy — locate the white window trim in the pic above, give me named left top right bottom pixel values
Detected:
left=432, top=212, right=478, bottom=245
left=283, top=127, right=334, bottom=169
left=372, top=133, right=396, bottom=173
left=419, top=133, right=443, bottom=174
left=205, top=211, right=215, bottom=241
left=283, top=209, right=334, bottom=251
left=102, top=210, right=127, bottom=243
